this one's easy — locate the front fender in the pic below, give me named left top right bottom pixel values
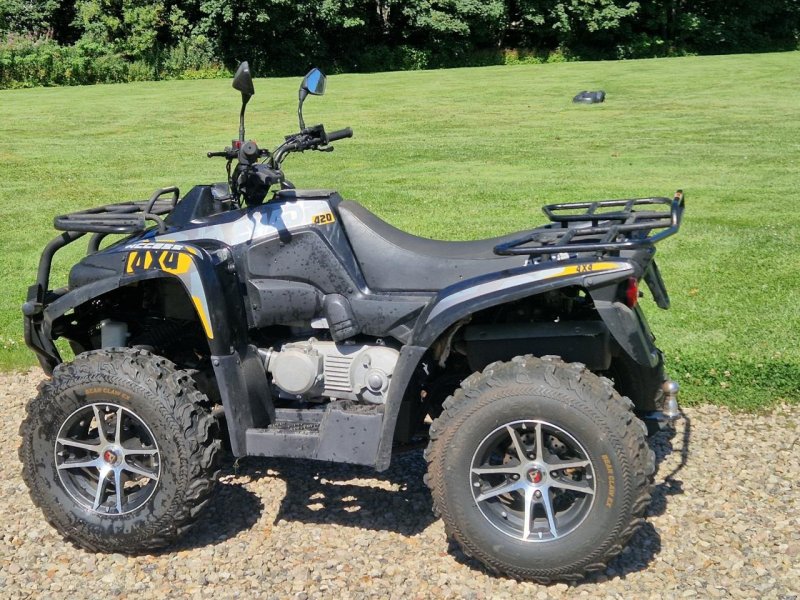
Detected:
left=29, top=241, right=244, bottom=371
left=118, top=241, right=239, bottom=354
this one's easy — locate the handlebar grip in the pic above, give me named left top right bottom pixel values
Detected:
left=207, top=151, right=228, bottom=158
left=326, top=128, right=353, bottom=143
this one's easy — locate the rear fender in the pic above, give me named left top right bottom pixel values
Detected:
left=588, top=282, right=661, bottom=367
left=412, top=260, right=635, bottom=348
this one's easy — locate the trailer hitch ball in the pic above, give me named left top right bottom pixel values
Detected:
left=662, top=379, right=681, bottom=420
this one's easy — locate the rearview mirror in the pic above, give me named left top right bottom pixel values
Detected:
left=232, top=62, right=255, bottom=142
left=232, top=61, right=255, bottom=100
left=301, top=68, right=326, bottom=96
left=297, top=67, right=326, bottom=130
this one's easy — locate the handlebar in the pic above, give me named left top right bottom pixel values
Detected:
left=207, top=149, right=237, bottom=159
left=326, top=127, right=353, bottom=143
left=207, top=125, right=353, bottom=205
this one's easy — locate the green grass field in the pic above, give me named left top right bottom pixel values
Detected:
left=1, top=52, right=799, bottom=408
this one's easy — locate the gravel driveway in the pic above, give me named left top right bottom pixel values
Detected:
left=2, top=369, right=799, bottom=599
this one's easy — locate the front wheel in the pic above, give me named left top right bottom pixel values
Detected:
left=425, top=355, right=654, bottom=582
left=19, top=348, right=221, bottom=552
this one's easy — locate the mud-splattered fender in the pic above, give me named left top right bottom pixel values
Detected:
left=42, top=240, right=245, bottom=358
left=412, top=260, right=636, bottom=348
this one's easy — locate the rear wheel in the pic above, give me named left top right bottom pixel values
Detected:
left=425, top=355, right=654, bottom=582
left=19, top=348, right=221, bottom=552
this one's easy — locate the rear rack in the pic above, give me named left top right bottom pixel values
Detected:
left=493, top=191, right=684, bottom=257
left=53, top=187, right=180, bottom=235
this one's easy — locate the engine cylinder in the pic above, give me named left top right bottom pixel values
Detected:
left=267, top=343, right=322, bottom=395
left=265, top=340, right=399, bottom=403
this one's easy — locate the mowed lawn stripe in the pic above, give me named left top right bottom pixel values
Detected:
left=1, top=51, right=798, bottom=408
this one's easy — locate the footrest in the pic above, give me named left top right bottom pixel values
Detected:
left=246, top=426, right=320, bottom=459
left=244, top=403, right=384, bottom=465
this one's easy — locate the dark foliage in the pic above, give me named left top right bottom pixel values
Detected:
left=1, top=0, right=798, bottom=87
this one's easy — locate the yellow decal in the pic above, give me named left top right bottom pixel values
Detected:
left=192, top=295, right=214, bottom=339
left=125, top=249, right=192, bottom=275
left=558, top=262, right=622, bottom=277
left=312, top=212, right=336, bottom=225
left=125, top=252, right=138, bottom=274
left=602, top=454, right=615, bottom=508
left=158, top=251, right=192, bottom=275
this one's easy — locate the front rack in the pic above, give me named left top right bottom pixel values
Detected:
left=494, top=191, right=684, bottom=257
left=31, top=187, right=180, bottom=295
left=53, top=186, right=180, bottom=235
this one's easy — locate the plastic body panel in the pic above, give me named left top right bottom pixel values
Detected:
left=24, top=186, right=676, bottom=469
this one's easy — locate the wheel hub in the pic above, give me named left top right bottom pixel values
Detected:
left=470, top=419, right=596, bottom=543
left=55, top=402, right=161, bottom=515
left=526, top=467, right=544, bottom=484
left=102, top=447, right=122, bottom=465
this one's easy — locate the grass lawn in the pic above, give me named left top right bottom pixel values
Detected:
left=1, top=52, right=798, bottom=408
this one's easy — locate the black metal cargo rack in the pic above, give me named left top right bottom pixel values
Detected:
left=32, top=187, right=180, bottom=295
left=54, top=186, right=180, bottom=235
left=493, top=191, right=684, bottom=257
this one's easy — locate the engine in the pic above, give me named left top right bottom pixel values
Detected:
left=263, top=339, right=400, bottom=404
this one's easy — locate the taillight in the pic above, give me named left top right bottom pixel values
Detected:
left=624, top=277, right=639, bottom=308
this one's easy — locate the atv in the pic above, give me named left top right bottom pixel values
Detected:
left=20, top=62, right=684, bottom=582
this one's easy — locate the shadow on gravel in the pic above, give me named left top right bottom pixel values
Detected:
left=225, top=449, right=436, bottom=537
left=163, top=478, right=265, bottom=552
left=647, top=414, right=691, bottom=519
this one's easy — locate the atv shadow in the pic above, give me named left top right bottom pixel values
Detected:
left=646, top=413, right=691, bottom=519
left=165, top=473, right=265, bottom=552
left=232, top=449, right=435, bottom=537
left=160, top=446, right=433, bottom=552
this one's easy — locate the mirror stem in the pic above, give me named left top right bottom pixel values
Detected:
left=298, top=88, right=308, bottom=131
left=239, top=95, right=250, bottom=142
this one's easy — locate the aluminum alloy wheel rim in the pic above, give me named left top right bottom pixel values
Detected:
left=470, top=419, right=596, bottom=542
left=55, top=402, right=161, bottom=516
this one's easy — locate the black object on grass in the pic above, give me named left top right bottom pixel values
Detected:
left=573, top=90, right=606, bottom=104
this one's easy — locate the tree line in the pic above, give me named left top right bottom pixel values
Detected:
left=1, top=0, right=798, bottom=88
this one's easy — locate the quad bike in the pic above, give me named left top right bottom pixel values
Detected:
left=20, top=62, right=684, bottom=582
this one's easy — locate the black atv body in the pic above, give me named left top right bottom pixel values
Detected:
left=24, top=183, right=683, bottom=468
left=20, top=63, right=684, bottom=581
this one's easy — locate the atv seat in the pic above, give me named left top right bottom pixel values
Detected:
left=336, top=200, right=529, bottom=292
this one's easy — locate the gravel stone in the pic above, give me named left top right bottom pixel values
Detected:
left=4, top=368, right=800, bottom=598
